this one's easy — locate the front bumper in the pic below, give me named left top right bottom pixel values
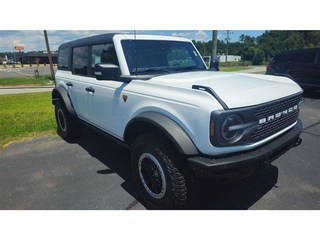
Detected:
left=187, top=119, right=303, bottom=180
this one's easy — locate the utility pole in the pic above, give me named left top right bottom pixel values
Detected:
left=12, top=42, right=16, bottom=63
left=210, top=30, right=219, bottom=70
left=211, top=30, right=218, bottom=58
left=225, top=30, right=232, bottom=67
left=43, top=30, right=55, bottom=81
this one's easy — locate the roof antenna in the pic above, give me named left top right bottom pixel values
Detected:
left=134, top=30, right=138, bottom=75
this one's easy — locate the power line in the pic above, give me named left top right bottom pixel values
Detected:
left=224, top=30, right=233, bottom=66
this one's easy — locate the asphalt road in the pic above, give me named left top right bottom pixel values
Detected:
left=0, top=86, right=53, bottom=95
left=0, top=66, right=55, bottom=95
left=0, top=65, right=56, bottom=79
left=0, top=91, right=319, bottom=210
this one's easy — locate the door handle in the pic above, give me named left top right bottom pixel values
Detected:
left=85, top=86, right=95, bottom=93
left=66, top=82, right=73, bottom=87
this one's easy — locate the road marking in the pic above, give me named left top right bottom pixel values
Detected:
left=10, top=70, right=33, bottom=76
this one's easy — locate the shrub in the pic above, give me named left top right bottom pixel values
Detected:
left=237, top=60, right=252, bottom=66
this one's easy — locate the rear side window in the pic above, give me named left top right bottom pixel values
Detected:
left=73, top=46, right=88, bottom=75
left=292, top=52, right=316, bottom=63
left=273, top=54, right=291, bottom=64
left=58, top=48, right=69, bottom=70
left=317, top=52, right=320, bottom=64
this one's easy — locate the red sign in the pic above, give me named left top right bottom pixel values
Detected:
left=14, top=46, right=24, bottom=50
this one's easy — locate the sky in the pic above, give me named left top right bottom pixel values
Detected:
left=0, top=30, right=266, bottom=52
left=1, top=1, right=317, bottom=53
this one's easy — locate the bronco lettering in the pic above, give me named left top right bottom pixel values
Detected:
left=259, top=105, right=298, bottom=125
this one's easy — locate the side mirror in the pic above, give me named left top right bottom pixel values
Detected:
left=209, top=58, right=219, bottom=71
left=95, top=63, right=121, bottom=80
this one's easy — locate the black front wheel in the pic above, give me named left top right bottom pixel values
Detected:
left=131, top=131, right=200, bottom=209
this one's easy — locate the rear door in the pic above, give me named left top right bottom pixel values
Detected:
left=73, top=43, right=124, bottom=138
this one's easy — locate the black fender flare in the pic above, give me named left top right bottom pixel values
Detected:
left=52, top=86, right=76, bottom=116
left=124, top=112, right=199, bottom=155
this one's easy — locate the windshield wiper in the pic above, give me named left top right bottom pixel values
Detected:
left=175, top=66, right=206, bottom=71
left=132, top=67, right=173, bottom=73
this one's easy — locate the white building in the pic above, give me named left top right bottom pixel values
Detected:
left=218, top=55, right=241, bottom=62
left=202, top=55, right=241, bottom=64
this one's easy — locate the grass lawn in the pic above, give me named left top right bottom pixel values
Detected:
left=250, top=71, right=266, bottom=74
left=0, top=75, right=54, bottom=86
left=219, top=66, right=253, bottom=72
left=0, top=91, right=56, bottom=149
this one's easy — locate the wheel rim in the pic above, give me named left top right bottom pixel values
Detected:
left=138, top=153, right=166, bottom=199
left=57, top=109, right=67, bottom=132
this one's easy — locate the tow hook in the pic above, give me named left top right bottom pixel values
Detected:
left=293, top=137, right=302, bottom=147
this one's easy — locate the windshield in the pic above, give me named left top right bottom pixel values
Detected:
left=121, top=39, right=206, bottom=74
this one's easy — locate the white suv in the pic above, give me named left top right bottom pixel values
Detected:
left=52, top=33, right=303, bottom=209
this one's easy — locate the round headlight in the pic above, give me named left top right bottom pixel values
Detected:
left=221, top=114, right=244, bottom=142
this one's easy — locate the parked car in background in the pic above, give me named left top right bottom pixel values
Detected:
left=6, top=61, right=16, bottom=65
left=266, top=48, right=320, bottom=94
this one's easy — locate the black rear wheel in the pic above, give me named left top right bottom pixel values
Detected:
left=54, top=99, right=82, bottom=141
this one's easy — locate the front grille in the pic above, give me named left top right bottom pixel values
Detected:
left=210, top=93, right=302, bottom=147
left=251, top=94, right=302, bottom=140
left=253, top=94, right=302, bottom=119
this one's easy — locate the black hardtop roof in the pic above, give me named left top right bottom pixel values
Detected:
left=59, top=33, right=119, bottom=49
left=278, top=47, right=320, bottom=55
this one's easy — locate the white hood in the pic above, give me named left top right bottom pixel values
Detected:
left=149, top=71, right=302, bottom=109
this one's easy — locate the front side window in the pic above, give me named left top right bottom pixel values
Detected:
left=91, top=43, right=118, bottom=76
left=73, top=46, right=88, bottom=75
left=121, top=40, right=206, bottom=74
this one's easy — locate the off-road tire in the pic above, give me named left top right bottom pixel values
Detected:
left=54, top=99, right=82, bottom=141
left=131, top=131, right=200, bottom=209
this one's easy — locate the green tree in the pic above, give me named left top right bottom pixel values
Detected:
left=252, top=48, right=265, bottom=65
left=257, top=30, right=320, bottom=61
left=242, top=45, right=255, bottom=61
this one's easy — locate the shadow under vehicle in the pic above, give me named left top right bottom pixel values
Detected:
left=75, top=128, right=280, bottom=210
